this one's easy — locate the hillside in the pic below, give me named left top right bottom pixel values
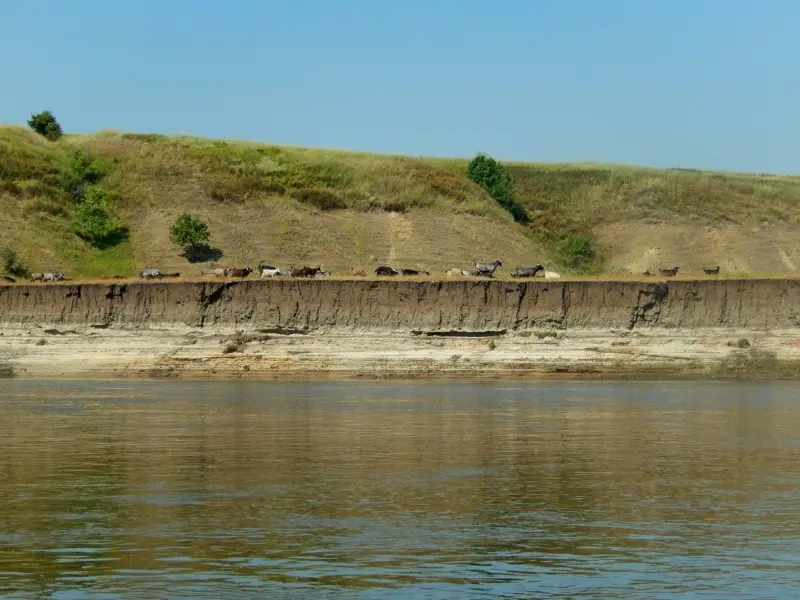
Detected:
left=1, top=125, right=799, bottom=278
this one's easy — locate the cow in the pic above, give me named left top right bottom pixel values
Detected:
left=293, top=266, right=322, bottom=278
left=1, top=276, right=15, bottom=283
left=544, top=270, right=561, bottom=280
left=474, top=259, right=503, bottom=277
left=401, top=268, right=430, bottom=276
left=43, top=272, right=65, bottom=282
left=140, top=267, right=162, bottom=279
left=641, top=270, right=654, bottom=276
left=447, top=268, right=475, bottom=277
left=259, top=266, right=281, bottom=279
left=703, top=266, right=720, bottom=275
left=319, top=270, right=332, bottom=277
left=659, top=266, right=679, bottom=277
left=229, top=267, right=253, bottom=278
left=510, top=265, right=543, bottom=278
left=375, top=266, right=399, bottom=276
left=279, top=268, right=295, bottom=276
left=210, top=268, right=231, bottom=277
left=30, top=272, right=44, bottom=282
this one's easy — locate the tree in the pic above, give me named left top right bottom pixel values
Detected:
left=27, top=111, right=63, bottom=141
left=557, top=232, right=596, bottom=269
left=72, top=187, right=119, bottom=246
left=466, top=152, right=527, bottom=223
left=170, top=213, right=210, bottom=258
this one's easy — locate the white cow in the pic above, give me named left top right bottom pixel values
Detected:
left=259, top=267, right=281, bottom=279
left=544, top=270, right=561, bottom=280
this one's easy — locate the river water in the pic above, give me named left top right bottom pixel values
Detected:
left=1, top=380, right=799, bottom=599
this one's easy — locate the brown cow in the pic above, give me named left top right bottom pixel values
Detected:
left=229, top=267, right=253, bottom=278
left=293, top=266, right=322, bottom=278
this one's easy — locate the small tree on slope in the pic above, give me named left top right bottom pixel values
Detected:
left=170, top=213, right=211, bottom=260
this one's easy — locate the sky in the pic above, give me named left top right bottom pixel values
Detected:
left=1, top=0, right=799, bottom=173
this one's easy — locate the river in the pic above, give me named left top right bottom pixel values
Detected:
left=1, top=380, right=799, bottom=599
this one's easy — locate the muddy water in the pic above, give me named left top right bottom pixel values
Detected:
left=1, top=380, right=799, bottom=599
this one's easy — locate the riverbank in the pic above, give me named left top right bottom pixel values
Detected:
left=2, top=278, right=799, bottom=379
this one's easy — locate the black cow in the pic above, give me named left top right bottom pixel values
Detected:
left=510, top=265, right=543, bottom=278
left=703, top=266, right=720, bottom=275
left=375, top=266, right=399, bottom=276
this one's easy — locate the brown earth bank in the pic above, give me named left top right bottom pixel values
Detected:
left=1, top=278, right=799, bottom=380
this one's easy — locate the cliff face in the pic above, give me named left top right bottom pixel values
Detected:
left=1, top=279, right=799, bottom=331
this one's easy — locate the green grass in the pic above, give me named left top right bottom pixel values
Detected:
left=2, top=125, right=799, bottom=278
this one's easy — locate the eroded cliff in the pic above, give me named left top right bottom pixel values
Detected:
left=1, top=278, right=799, bottom=331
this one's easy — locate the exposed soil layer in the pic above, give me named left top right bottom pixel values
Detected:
left=1, top=278, right=799, bottom=380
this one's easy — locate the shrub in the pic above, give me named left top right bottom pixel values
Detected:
left=72, top=187, right=124, bottom=246
left=291, top=188, right=346, bottom=210
left=62, top=151, right=104, bottom=201
left=27, top=111, right=63, bottom=141
left=170, top=213, right=211, bottom=257
left=2, top=247, right=28, bottom=277
left=556, top=232, right=595, bottom=268
left=466, top=152, right=528, bottom=222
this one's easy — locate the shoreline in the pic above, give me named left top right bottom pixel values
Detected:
left=2, top=278, right=799, bottom=381
left=3, top=324, right=798, bottom=381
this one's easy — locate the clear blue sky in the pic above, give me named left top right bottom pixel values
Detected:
left=2, top=0, right=799, bottom=173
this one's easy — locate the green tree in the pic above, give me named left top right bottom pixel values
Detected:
left=27, top=110, right=63, bottom=141
left=72, top=187, right=120, bottom=246
left=170, top=213, right=211, bottom=258
left=466, top=152, right=527, bottom=222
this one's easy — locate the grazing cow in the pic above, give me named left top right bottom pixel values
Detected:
left=510, top=265, right=543, bottom=278
left=703, top=266, right=720, bottom=275
left=544, top=270, right=561, bottom=280
left=293, top=266, right=322, bottom=278
left=375, top=266, right=399, bottom=276
left=474, top=259, right=503, bottom=277
left=210, top=267, right=231, bottom=277
left=319, top=270, right=332, bottom=277
left=162, top=272, right=180, bottom=278
left=279, top=268, right=294, bottom=276
left=659, top=266, right=679, bottom=277
left=30, top=272, right=44, bottom=282
left=258, top=263, right=277, bottom=273
left=259, top=267, right=281, bottom=279
left=43, top=272, right=65, bottom=282
left=140, top=267, right=162, bottom=279
left=1, top=275, right=15, bottom=283
left=447, top=268, right=476, bottom=277
left=229, top=267, right=253, bottom=278
left=401, top=268, right=430, bottom=276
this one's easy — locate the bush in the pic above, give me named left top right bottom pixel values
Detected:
left=2, top=248, right=28, bottom=277
left=556, top=233, right=595, bottom=268
left=291, top=188, right=346, bottom=210
left=72, top=187, right=123, bottom=246
left=62, top=151, right=104, bottom=201
left=170, top=213, right=211, bottom=257
left=27, top=111, right=63, bottom=141
left=466, top=152, right=528, bottom=223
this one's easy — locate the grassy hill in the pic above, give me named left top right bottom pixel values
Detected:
left=1, top=125, right=799, bottom=279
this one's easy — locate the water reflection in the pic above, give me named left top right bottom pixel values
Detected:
left=1, top=380, right=799, bottom=598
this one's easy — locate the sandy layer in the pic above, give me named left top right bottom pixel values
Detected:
left=2, top=324, right=799, bottom=380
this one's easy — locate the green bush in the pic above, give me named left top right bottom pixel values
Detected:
left=72, top=187, right=124, bottom=247
left=170, top=213, right=210, bottom=253
left=2, top=247, right=28, bottom=277
left=62, top=151, right=104, bottom=201
left=27, top=111, right=63, bottom=141
left=466, top=152, right=528, bottom=222
left=556, top=232, right=595, bottom=268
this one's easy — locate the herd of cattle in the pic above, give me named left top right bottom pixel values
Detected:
left=1, top=261, right=723, bottom=284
